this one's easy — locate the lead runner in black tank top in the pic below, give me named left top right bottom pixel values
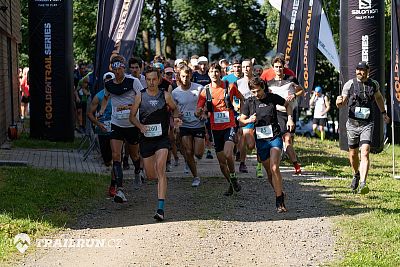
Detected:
left=129, top=67, right=179, bottom=222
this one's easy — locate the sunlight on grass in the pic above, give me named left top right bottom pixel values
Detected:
left=294, top=136, right=400, bottom=266
left=0, top=167, right=108, bottom=262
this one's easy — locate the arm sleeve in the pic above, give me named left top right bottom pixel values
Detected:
left=273, top=93, right=286, bottom=106
left=133, top=78, right=144, bottom=94
left=372, top=79, right=380, bottom=93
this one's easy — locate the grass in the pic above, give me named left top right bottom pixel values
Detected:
left=12, top=132, right=87, bottom=150
left=294, top=136, right=400, bottom=266
left=0, top=167, right=108, bottom=262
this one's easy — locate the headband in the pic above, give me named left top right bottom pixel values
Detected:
left=111, top=61, right=125, bottom=69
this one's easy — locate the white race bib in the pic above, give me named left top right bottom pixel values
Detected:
left=115, top=109, right=130, bottom=120
left=183, top=111, right=197, bottom=122
left=355, top=107, right=370, bottom=119
left=144, top=123, right=162, bottom=137
left=256, top=125, right=273, bottom=139
left=214, top=111, right=230, bottom=124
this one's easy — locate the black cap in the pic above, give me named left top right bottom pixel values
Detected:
left=356, top=61, right=369, bottom=70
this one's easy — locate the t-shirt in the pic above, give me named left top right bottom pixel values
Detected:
left=312, top=95, right=328, bottom=119
left=241, top=93, right=285, bottom=139
left=261, top=67, right=296, bottom=82
left=236, top=78, right=252, bottom=100
left=172, top=82, right=204, bottom=129
left=197, top=81, right=241, bottom=131
left=192, top=72, right=211, bottom=86
left=267, top=75, right=299, bottom=113
left=222, top=73, right=241, bottom=84
left=105, top=75, right=143, bottom=128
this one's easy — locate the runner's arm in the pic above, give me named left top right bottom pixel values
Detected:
left=374, top=90, right=390, bottom=123
left=99, top=90, right=110, bottom=115
left=129, top=94, right=146, bottom=133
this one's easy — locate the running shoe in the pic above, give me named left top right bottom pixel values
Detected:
left=239, top=162, right=248, bottom=173
left=108, top=185, right=116, bottom=197
left=294, top=163, right=302, bottom=175
left=230, top=173, right=241, bottom=192
left=223, top=184, right=234, bottom=196
left=192, top=177, right=201, bottom=187
left=122, top=156, right=130, bottom=170
left=256, top=163, right=263, bottom=178
left=358, top=182, right=370, bottom=194
left=276, top=193, right=287, bottom=213
left=154, top=209, right=165, bottom=221
left=133, top=172, right=142, bottom=190
left=350, top=172, right=360, bottom=192
left=206, top=150, right=213, bottom=159
left=114, top=188, right=127, bottom=203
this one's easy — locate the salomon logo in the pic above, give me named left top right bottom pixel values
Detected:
left=359, top=0, right=371, bottom=9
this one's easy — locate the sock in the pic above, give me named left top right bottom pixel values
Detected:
left=229, top=172, right=237, bottom=180
left=133, top=159, right=140, bottom=174
left=321, top=131, right=325, bottom=141
left=314, top=128, right=321, bottom=137
left=257, top=162, right=262, bottom=169
left=112, top=161, right=123, bottom=188
left=158, top=199, right=165, bottom=211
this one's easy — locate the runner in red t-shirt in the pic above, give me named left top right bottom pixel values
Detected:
left=260, top=53, right=296, bottom=82
left=197, top=62, right=243, bottom=196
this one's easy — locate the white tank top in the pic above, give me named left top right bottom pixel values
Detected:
left=313, top=95, right=327, bottom=119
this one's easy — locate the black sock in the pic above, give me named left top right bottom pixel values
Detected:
left=133, top=159, right=140, bottom=174
left=112, top=161, right=123, bottom=187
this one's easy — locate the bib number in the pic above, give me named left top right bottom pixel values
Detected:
left=115, top=109, right=130, bottom=120
left=144, top=123, right=162, bottom=137
left=214, top=111, right=230, bottom=124
left=355, top=107, right=370, bottom=119
left=256, top=125, right=273, bottom=139
left=183, top=111, right=197, bottom=122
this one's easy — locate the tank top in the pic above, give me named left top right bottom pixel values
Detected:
left=139, top=89, right=170, bottom=140
left=313, top=95, right=327, bottom=119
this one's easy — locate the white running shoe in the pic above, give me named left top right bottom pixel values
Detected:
left=114, top=188, right=127, bottom=203
left=192, top=177, right=201, bottom=187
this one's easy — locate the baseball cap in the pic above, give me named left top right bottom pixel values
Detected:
left=103, top=72, right=115, bottom=81
left=356, top=61, right=369, bottom=70
left=175, top=58, right=184, bottom=66
left=198, top=56, right=208, bottom=64
left=165, top=67, right=174, bottom=74
left=315, top=86, right=322, bottom=93
left=153, top=62, right=165, bottom=71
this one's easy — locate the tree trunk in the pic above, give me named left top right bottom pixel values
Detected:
left=164, top=1, right=175, bottom=59
left=142, top=29, right=151, bottom=63
left=154, top=0, right=162, bottom=56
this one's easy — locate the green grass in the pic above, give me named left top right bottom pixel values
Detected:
left=294, top=136, right=400, bottom=266
left=12, top=132, right=87, bottom=150
left=0, top=167, right=108, bottom=262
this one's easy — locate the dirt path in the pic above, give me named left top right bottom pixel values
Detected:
left=19, top=158, right=340, bottom=266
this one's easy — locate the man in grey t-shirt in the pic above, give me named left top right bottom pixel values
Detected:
left=172, top=66, right=205, bottom=187
left=336, top=61, right=390, bottom=194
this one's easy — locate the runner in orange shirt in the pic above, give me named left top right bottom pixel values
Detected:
left=197, top=62, right=244, bottom=196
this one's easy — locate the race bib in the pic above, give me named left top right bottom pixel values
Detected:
left=214, top=111, right=230, bottom=124
left=115, top=109, right=130, bottom=120
left=144, top=123, right=162, bottom=137
left=256, top=125, right=273, bottom=139
left=355, top=107, right=370, bottom=119
left=183, top=111, right=197, bottom=122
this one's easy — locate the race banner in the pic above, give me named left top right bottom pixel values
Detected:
left=339, top=0, right=385, bottom=152
left=93, top=0, right=144, bottom=92
left=392, top=0, right=400, bottom=123
left=296, top=0, right=322, bottom=108
left=277, top=0, right=304, bottom=72
left=29, top=0, right=74, bottom=141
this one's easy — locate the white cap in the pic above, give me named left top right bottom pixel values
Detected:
left=198, top=56, right=208, bottom=63
left=103, top=72, right=115, bottom=81
left=175, top=58, right=184, bottom=66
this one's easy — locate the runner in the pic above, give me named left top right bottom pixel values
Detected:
left=239, top=77, right=295, bottom=212
left=197, top=62, right=244, bottom=196
left=172, top=65, right=205, bottom=187
left=267, top=56, right=304, bottom=174
left=100, top=55, right=143, bottom=203
left=129, top=66, right=179, bottom=221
